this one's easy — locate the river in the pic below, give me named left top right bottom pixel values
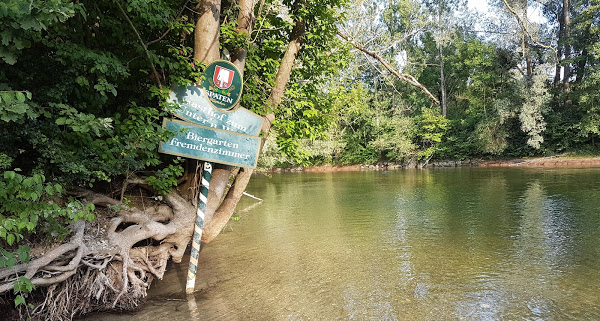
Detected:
left=82, top=167, right=600, bottom=320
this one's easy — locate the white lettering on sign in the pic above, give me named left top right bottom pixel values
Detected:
left=181, top=100, right=250, bottom=133
left=168, top=138, right=251, bottom=160
left=184, top=132, right=239, bottom=149
left=206, top=90, right=234, bottom=104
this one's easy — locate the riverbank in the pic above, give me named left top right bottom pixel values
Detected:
left=263, top=155, right=600, bottom=172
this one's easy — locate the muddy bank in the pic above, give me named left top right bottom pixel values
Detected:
left=472, top=156, right=600, bottom=167
left=262, top=156, right=600, bottom=172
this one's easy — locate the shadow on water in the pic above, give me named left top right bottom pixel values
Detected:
left=80, top=167, right=600, bottom=320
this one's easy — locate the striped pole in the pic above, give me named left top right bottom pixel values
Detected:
left=186, top=161, right=213, bottom=294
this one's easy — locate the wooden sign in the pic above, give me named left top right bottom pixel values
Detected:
left=159, top=119, right=260, bottom=168
left=168, top=83, right=264, bottom=136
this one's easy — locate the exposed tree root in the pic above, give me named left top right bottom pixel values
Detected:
left=1, top=188, right=199, bottom=320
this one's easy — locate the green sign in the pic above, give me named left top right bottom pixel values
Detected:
left=201, top=60, right=243, bottom=111
left=159, top=119, right=260, bottom=168
left=168, top=83, right=263, bottom=136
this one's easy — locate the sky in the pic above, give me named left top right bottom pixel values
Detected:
left=467, top=0, right=547, bottom=24
left=467, top=0, right=490, bottom=13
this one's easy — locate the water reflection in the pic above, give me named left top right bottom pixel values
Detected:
left=80, top=168, right=600, bottom=321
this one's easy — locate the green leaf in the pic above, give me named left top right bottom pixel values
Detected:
left=14, top=295, right=25, bottom=307
left=4, top=171, right=16, bottom=180
left=1, top=52, right=17, bottom=65
left=15, top=92, right=25, bottom=103
left=0, top=92, right=13, bottom=104
left=13, top=276, right=35, bottom=293
left=16, top=245, right=30, bottom=263
left=6, top=233, right=15, bottom=246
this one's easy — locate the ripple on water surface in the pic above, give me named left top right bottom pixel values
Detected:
left=80, top=168, right=600, bottom=320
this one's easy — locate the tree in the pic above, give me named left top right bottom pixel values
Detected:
left=0, top=0, right=347, bottom=319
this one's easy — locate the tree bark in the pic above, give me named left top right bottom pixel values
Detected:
left=231, top=0, right=254, bottom=75
left=438, top=4, right=447, bottom=116
left=562, top=0, right=571, bottom=94
left=268, top=20, right=306, bottom=106
left=194, top=0, right=221, bottom=64
left=521, top=1, right=533, bottom=77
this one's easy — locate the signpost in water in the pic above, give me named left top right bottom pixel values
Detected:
left=159, top=60, right=263, bottom=294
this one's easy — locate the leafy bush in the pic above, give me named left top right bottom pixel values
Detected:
left=0, top=171, right=95, bottom=248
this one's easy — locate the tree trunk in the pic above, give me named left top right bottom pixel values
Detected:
left=194, top=0, right=221, bottom=64
left=201, top=17, right=307, bottom=243
left=554, top=3, right=564, bottom=87
left=231, top=0, right=254, bottom=75
left=575, top=48, right=588, bottom=84
left=438, top=5, right=447, bottom=117
left=521, top=1, right=533, bottom=78
left=554, top=46, right=562, bottom=86
left=268, top=20, right=306, bottom=106
left=562, top=0, right=571, bottom=93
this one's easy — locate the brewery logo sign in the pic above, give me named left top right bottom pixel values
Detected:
left=201, top=60, right=243, bottom=111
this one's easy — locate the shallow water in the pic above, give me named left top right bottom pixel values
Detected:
left=82, top=167, right=600, bottom=320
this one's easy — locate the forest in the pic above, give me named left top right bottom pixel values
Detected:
left=261, top=0, right=600, bottom=168
left=0, top=0, right=599, bottom=319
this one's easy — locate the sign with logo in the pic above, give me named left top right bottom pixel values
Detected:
left=201, top=60, right=243, bottom=111
left=168, top=83, right=264, bottom=136
left=159, top=119, right=260, bottom=168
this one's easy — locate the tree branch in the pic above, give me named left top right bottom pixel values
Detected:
left=146, top=0, right=191, bottom=46
left=337, top=30, right=440, bottom=105
left=501, top=0, right=558, bottom=56
left=114, top=0, right=162, bottom=88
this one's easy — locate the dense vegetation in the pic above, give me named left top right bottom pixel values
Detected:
left=0, top=0, right=341, bottom=242
left=0, top=0, right=598, bottom=317
left=262, top=0, right=600, bottom=167
left=0, top=0, right=344, bottom=315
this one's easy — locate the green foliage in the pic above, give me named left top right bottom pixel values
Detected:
left=0, top=90, right=36, bottom=123
left=0, top=170, right=92, bottom=308
left=147, top=161, right=184, bottom=195
left=0, top=0, right=79, bottom=65
left=13, top=276, right=35, bottom=308
left=0, top=171, right=95, bottom=247
left=2, top=245, right=36, bottom=307
left=415, top=109, right=449, bottom=160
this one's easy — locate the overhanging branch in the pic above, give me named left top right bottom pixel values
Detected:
left=500, top=0, right=558, bottom=56
left=114, top=0, right=163, bottom=88
left=337, top=30, right=440, bottom=105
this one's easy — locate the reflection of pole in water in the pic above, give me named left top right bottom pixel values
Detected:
left=187, top=293, right=200, bottom=320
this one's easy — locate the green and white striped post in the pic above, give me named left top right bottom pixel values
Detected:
left=186, top=161, right=213, bottom=294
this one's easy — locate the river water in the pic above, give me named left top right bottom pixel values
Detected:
left=83, top=167, right=600, bottom=320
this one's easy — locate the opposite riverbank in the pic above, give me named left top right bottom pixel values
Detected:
left=263, top=155, right=600, bottom=172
